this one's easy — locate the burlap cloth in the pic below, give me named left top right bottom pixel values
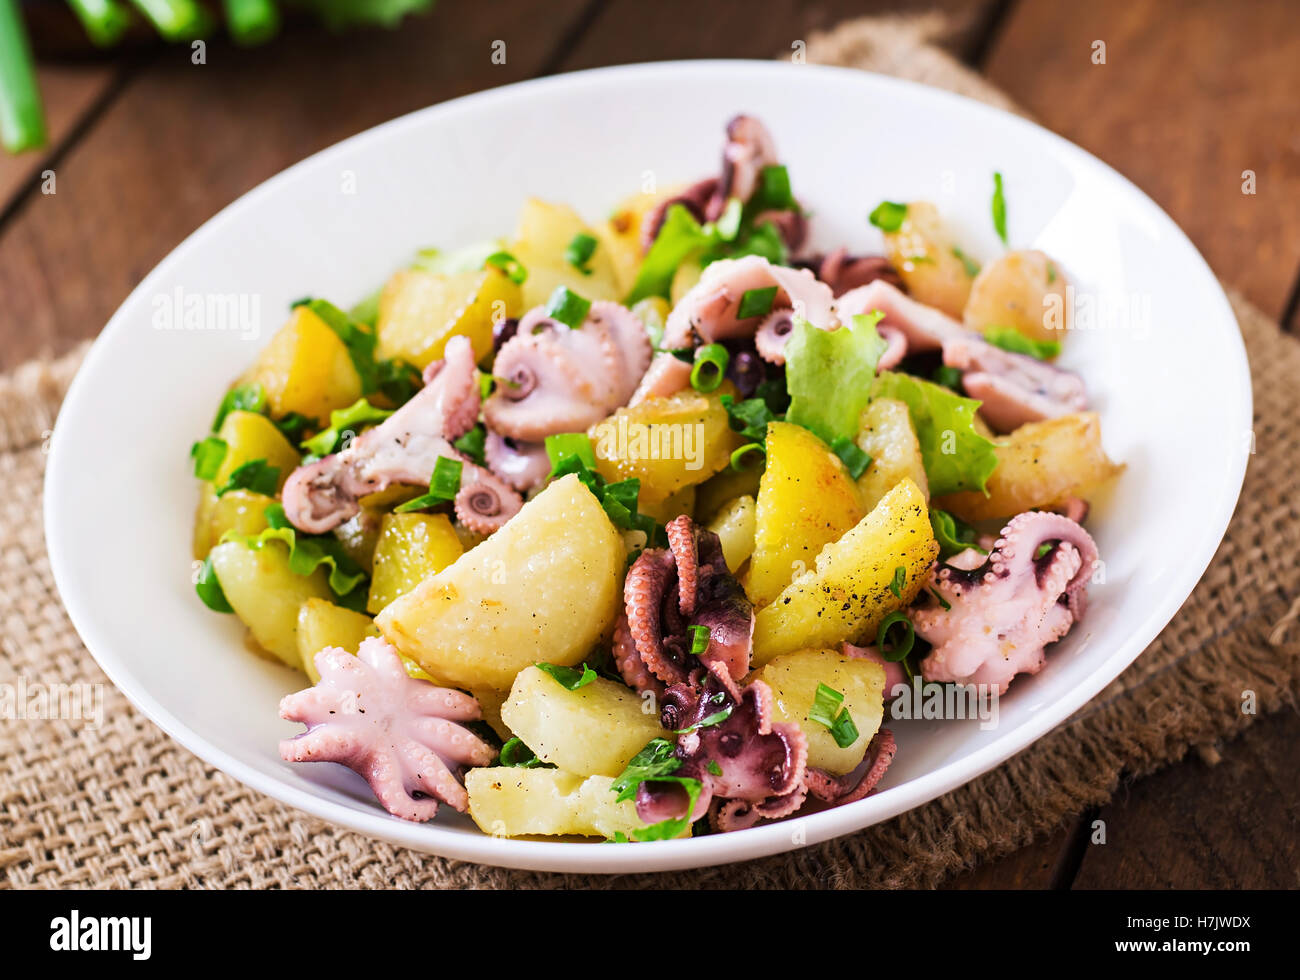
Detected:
left=2, top=15, right=1298, bottom=889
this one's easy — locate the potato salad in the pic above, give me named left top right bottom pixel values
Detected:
left=190, top=115, right=1122, bottom=841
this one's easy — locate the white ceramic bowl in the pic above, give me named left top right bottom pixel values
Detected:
left=45, top=61, right=1251, bottom=874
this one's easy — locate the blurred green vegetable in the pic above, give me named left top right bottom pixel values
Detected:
left=0, top=0, right=439, bottom=155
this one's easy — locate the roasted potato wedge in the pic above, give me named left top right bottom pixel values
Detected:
left=466, top=768, right=654, bottom=840
left=856, top=398, right=929, bottom=511
left=241, top=305, right=362, bottom=421
left=376, top=475, right=626, bottom=691
left=376, top=265, right=521, bottom=370
left=963, top=249, right=1069, bottom=345
left=934, top=412, right=1123, bottom=522
left=752, top=478, right=937, bottom=665
left=880, top=201, right=976, bottom=318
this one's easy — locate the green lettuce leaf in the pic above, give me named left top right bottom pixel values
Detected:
left=871, top=371, right=999, bottom=496
left=625, top=204, right=712, bottom=304
left=221, top=503, right=368, bottom=605
left=784, top=312, right=886, bottom=444
left=300, top=397, right=393, bottom=457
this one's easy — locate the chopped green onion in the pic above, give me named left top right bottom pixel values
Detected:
left=720, top=394, right=777, bottom=443
left=128, top=0, right=212, bottom=40
left=888, top=565, right=906, bottom=599
left=674, top=705, right=733, bottom=735
left=215, top=459, right=279, bottom=497
left=730, top=442, right=766, bottom=472
left=714, top=198, right=742, bottom=240
left=706, top=759, right=723, bottom=777
left=931, top=365, right=964, bottom=391
left=830, top=436, right=872, bottom=480
left=753, top=165, right=795, bottom=211
left=543, top=286, right=591, bottom=328
left=690, top=343, right=729, bottom=392
left=1035, top=541, right=1053, bottom=559
left=536, top=662, right=596, bottom=691
left=611, top=738, right=681, bottom=801
left=564, top=232, right=598, bottom=275
left=0, top=0, right=46, bottom=153
left=300, top=397, right=393, bottom=457
left=194, top=556, right=233, bottom=613
left=930, top=508, right=985, bottom=560
left=190, top=437, right=228, bottom=481
left=689, top=624, right=710, bottom=655
left=223, top=0, right=279, bottom=45
left=272, top=412, right=316, bottom=441
left=1047, top=262, right=1057, bottom=284
left=454, top=425, right=487, bottom=466
left=992, top=171, right=1008, bottom=245
left=983, top=326, right=1061, bottom=360
left=809, top=683, right=845, bottom=728
left=485, top=250, right=527, bottom=284
left=929, top=588, right=952, bottom=611
left=499, top=737, right=552, bottom=769
left=375, top=358, right=423, bottom=406
left=211, top=382, right=268, bottom=432
left=869, top=200, right=908, bottom=233
left=876, top=611, right=915, bottom=663
left=951, top=245, right=981, bottom=278
left=67, top=0, right=132, bottom=47
left=808, top=684, right=859, bottom=748
left=737, top=286, right=778, bottom=320
left=544, top=432, right=597, bottom=476
left=394, top=456, right=463, bottom=513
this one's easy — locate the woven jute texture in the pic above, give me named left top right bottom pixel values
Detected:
left=3, top=15, right=1298, bottom=889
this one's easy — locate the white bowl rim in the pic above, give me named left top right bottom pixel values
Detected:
left=44, top=59, right=1252, bottom=875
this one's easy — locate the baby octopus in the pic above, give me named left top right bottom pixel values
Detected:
left=280, top=335, right=523, bottom=535
left=482, top=301, right=651, bottom=449
left=613, top=515, right=755, bottom=698
left=663, top=254, right=836, bottom=363
left=911, top=511, right=1099, bottom=694
left=280, top=637, right=495, bottom=822
left=641, top=114, right=806, bottom=254
left=834, top=278, right=1088, bottom=432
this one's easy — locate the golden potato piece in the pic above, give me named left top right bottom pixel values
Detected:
left=755, top=648, right=886, bottom=775
left=880, top=201, right=976, bottom=318
left=192, top=486, right=274, bottom=559
left=296, top=598, right=380, bottom=683
left=212, top=409, right=302, bottom=494
left=376, top=265, right=521, bottom=370
left=242, top=305, right=362, bottom=421
left=598, top=191, right=664, bottom=296
left=856, top=398, right=929, bottom=512
left=466, top=768, right=655, bottom=840
left=376, top=474, right=625, bottom=691
left=210, top=539, right=332, bottom=670
left=501, top=666, right=667, bottom=778
left=963, top=249, right=1069, bottom=345
left=590, top=389, right=740, bottom=506
left=511, top=198, right=621, bottom=309
left=707, top=494, right=757, bottom=573
left=752, top=478, right=938, bottom=666
left=693, top=464, right=763, bottom=523
left=747, top=422, right=866, bottom=607
left=366, top=512, right=464, bottom=614
left=934, top=412, right=1124, bottom=522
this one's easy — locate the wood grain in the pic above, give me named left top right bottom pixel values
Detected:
left=558, top=0, right=1003, bottom=67
left=983, top=0, right=1300, bottom=321
left=1072, top=710, right=1300, bottom=889
left=0, top=61, right=120, bottom=218
left=0, top=2, right=596, bottom=370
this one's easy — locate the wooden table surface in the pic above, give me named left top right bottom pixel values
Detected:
left=5, top=0, right=1297, bottom=888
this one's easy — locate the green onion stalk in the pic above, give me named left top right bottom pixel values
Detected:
left=67, top=0, right=132, bottom=47
left=223, top=0, right=280, bottom=46
left=128, top=0, right=212, bottom=40
left=0, top=0, right=46, bottom=153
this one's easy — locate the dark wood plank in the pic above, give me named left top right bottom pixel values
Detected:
left=1071, top=710, right=1300, bottom=889
left=0, top=1, right=596, bottom=371
left=0, top=60, right=119, bottom=216
left=557, top=0, right=1003, bottom=67
left=983, top=0, right=1300, bottom=322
